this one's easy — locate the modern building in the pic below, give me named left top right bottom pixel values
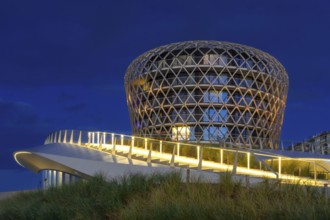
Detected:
left=13, top=41, right=330, bottom=189
left=293, top=131, right=330, bottom=154
left=125, top=41, right=289, bottom=149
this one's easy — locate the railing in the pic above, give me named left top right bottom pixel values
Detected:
left=43, top=129, right=330, bottom=185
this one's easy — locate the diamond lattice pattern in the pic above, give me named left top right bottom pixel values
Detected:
left=125, top=41, right=289, bottom=149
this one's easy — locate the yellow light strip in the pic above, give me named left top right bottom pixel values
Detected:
left=87, top=143, right=329, bottom=186
left=14, top=151, right=32, bottom=168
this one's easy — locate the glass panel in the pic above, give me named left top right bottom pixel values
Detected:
left=219, top=55, right=228, bottom=66
left=219, top=74, right=228, bottom=84
left=172, top=126, right=192, bottom=141
left=220, top=109, right=228, bottom=122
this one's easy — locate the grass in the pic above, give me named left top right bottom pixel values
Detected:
left=1, top=172, right=330, bottom=219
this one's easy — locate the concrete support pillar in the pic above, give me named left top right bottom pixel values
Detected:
left=197, top=146, right=199, bottom=160
left=78, top=131, right=82, bottom=146
left=247, top=152, right=250, bottom=170
left=112, top=137, right=116, bottom=155
left=98, top=133, right=103, bottom=150
left=232, top=150, right=238, bottom=175
left=129, top=137, right=134, bottom=159
left=314, top=161, right=317, bottom=184
left=58, top=130, right=62, bottom=143
left=63, top=130, right=67, bottom=143
left=160, top=141, right=162, bottom=154
left=97, top=132, right=100, bottom=145
left=87, top=132, right=91, bottom=147
left=177, top=143, right=180, bottom=156
left=198, top=146, right=203, bottom=170
left=70, top=130, right=74, bottom=144
left=220, top=149, right=223, bottom=165
left=170, top=144, right=176, bottom=167
left=147, top=142, right=153, bottom=164
left=278, top=157, right=281, bottom=179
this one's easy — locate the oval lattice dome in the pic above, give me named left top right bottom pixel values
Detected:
left=125, top=41, right=289, bottom=149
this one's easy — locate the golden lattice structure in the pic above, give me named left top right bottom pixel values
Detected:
left=125, top=41, right=289, bottom=149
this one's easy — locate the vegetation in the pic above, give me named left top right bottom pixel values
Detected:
left=1, top=172, right=330, bottom=219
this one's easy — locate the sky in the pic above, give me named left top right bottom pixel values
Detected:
left=0, top=0, right=329, bottom=191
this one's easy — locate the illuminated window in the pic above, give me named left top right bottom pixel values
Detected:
left=172, top=126, right=193, bottom=141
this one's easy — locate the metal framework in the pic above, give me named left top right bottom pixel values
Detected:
left=125, top=41, right=289, bottom=149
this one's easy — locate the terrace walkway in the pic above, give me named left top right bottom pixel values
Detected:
left=15, top=130, right=330, bottom=186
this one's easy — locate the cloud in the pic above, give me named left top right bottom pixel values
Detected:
left=0, top=99, right=39, bottom=127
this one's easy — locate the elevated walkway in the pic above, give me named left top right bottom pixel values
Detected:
left=15, top=130, right=330, bottom=186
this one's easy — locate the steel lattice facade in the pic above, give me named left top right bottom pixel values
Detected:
left=125, top=41, right=289, bottom=149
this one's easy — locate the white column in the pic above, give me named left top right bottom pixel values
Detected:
left=314, top=161, right=317, bottom=184
left=58, top=130, right=62, bottom=143
left=198, top=146, right=202, bottom=170
left=220, top=149, right=223, bottom=165
left=63, top=130, right=67, bottom=143
left=70, top=130, right=74, bottom=144
left=197, top=146, right=200, bottom=161
left=99, top=133, right=103, bottom=149
left=78, top=131, right=82, bottom=145
left=129, top=137, right=134, bottom=159
left=278, top=157, right=282, bottom=179
left=147, top=142, right=153, bottom=163
left=170, top=144, right=176, bottom=167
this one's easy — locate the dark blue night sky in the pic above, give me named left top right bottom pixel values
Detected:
left=1, top=0, right=329, bottom=191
